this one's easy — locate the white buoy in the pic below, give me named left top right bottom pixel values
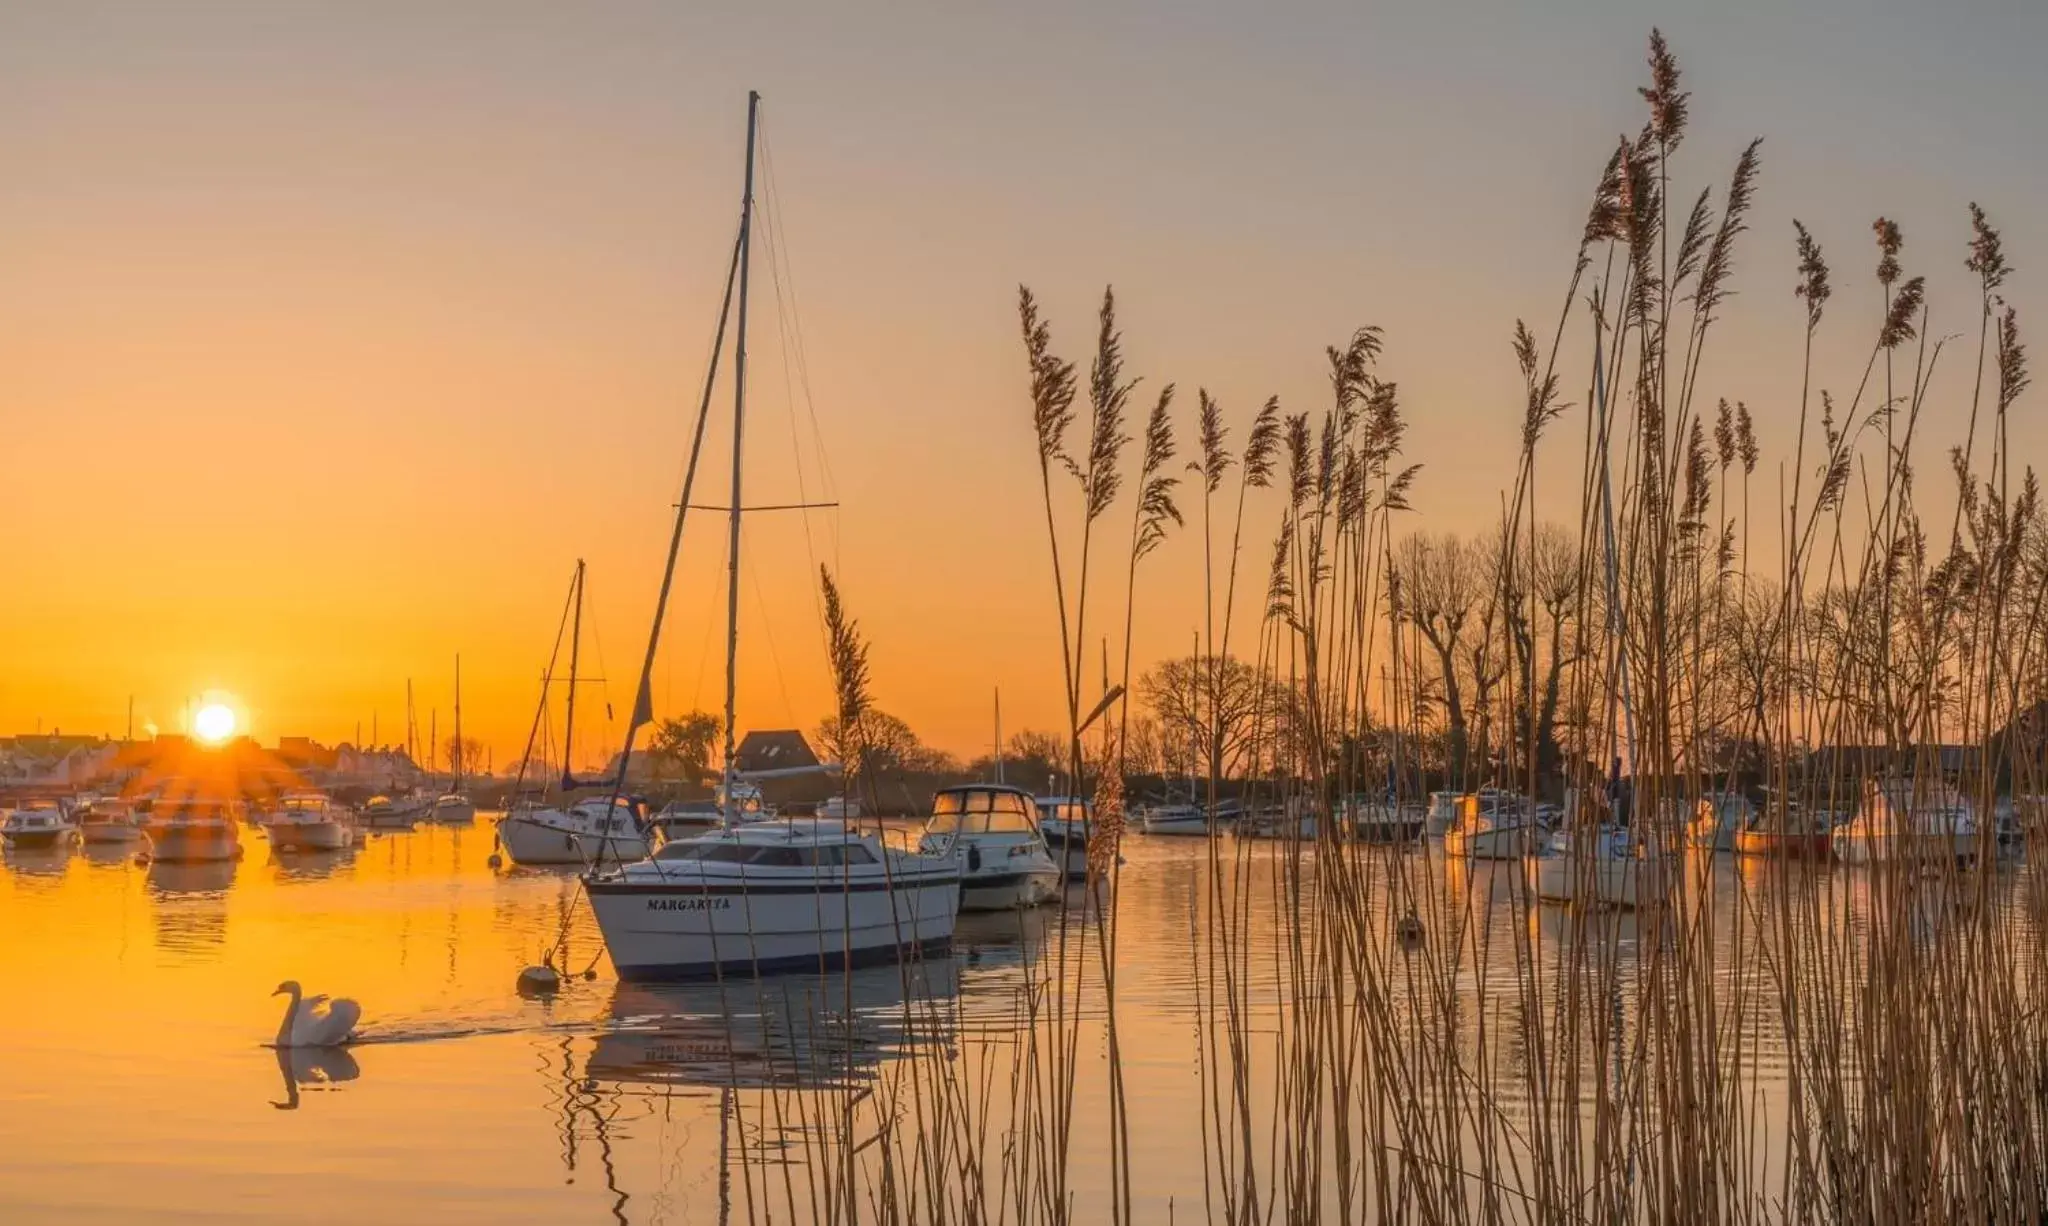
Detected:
left=517, top=965, right=561, bottom=995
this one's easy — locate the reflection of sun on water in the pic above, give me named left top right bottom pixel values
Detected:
left=193, top=700, right=237, bottom=744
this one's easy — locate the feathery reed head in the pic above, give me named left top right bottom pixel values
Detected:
left=1793, top=220, right=1831, bottom=329
left=1966, top=202, right=2009, bottom=292
left=1695, top=139, right=1763, bottom=322
left=1879, top=275, right=1926, bottom=350
left=1641, top=29, right=1690, bottom=149
left=1873, top=217, right=1903, bottom=286
left=1714, top=398, right=1736, bottom=470
left=1736, top=400, right=1758, bottom=474
left=1243, top=397, right=1283, bottom=489
left=1084, top=285, right=1135, bottom=521
left=1018, top=285, right=1078, bottom=471
left=820, top=565, right=871, bottom=730
left=1584, top=141, right=1628, bottom=246
left=1999, top=306, right=2030, bottom=414
left=1195, top=389, right=1231, bottom=493
left=1285, top=413, right=1313, bottom=510
left=1135, top=384, right=1183, bottom=559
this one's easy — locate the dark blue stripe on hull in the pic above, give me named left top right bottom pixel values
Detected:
left=613, top=935, right=954, bottom=983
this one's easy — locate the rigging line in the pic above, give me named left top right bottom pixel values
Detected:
left=756, top=128, right=831, bottom=649
left=758, top=122, right=839, bottom=507
left=740, top=520, right=802, bottom=732
left=758, top=124, right=843, bottom=609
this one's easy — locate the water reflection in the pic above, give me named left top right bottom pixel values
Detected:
left=588, top=959, right=961, bottom=1091
left=269, top=846, right=357, bottom=883
left=1, top=845, right=74, bottom=881
left=78, top=842, right=140, bottom=870
left=146, top=859, right=238, bottom=896
left=270, top=1044, right=362, bottom=1111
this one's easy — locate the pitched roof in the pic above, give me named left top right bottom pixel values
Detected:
left=734, top=730, right=819, bottom=774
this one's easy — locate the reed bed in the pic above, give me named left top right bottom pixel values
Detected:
left=677, top=29, right=2047, bottom=1225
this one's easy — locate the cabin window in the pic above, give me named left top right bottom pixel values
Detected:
left=745, top=846, right=804, bottom=867
left=654, top=842, right=707, bottom=862
left=694, top=844, right=754, bottom=863
left=842, top=844, right=875, bottom=865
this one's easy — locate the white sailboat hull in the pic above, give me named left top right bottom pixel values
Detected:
left=1528, top=851, right=1669, bottom=908
left=499, top=813, right=652, bottom=866
left=1444, top=825, right=1534, bottom=860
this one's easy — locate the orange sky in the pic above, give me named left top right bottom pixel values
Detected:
left=2, top=4, right=2041, bottom=764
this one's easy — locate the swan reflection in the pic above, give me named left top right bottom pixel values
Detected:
left=270, top=1044, right=361, bottom=1111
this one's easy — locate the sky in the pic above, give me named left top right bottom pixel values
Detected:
left=1, top=0, right=2042, bottom=766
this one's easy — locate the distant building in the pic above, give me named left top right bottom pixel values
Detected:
left=734, top=730, right=821, bottom=776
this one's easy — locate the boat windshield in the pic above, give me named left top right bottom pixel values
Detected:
left=928, top=790, right=1038, bottom=835
left=1036, top=798, right=1087, bottom=823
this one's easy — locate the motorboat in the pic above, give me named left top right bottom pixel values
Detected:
left=650, top=799, right=724, bottom=842
left=1231, top=801, right=1318, bottom=841
left=1, top=801, right=79, bottom=850
left=359, top=795, right=420, bottom=830
left=263, top=792, right=356, bottom=852
left=1526, top=825, right=1669, bottom=908
left=429, top=793, right=477, bottom=823
left=584, top=818, right=960, bottom=981
left=76, top=796, right=145, bottom=845
left=1834, top=779, right=1980, bottom=866
left=1731, top=797, right=1833, bottom=860
left=1442, top=790, right=1541, bottom=859
left=1687, top=792, right=1750, bottom=852
left=1034, top=795, right=1093, bottom=880
left=1134, top=801, right=1210, bottom=837
left=918, top=785, right=1061, bottom=911
left=1343, top=795, right=1426, bottom=844
left=499, top=796, right=652, bottom=866
left=142, top=799, right=243, bottom=863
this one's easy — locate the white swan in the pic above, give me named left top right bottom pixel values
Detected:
left=272, top=980, right=362, bottom=1048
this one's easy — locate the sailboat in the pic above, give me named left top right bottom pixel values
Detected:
left=583, top=92, right=961, bottom=980
left=497, top=562, right=653, bottom=867
left=431, top=655, right=477, bottom=822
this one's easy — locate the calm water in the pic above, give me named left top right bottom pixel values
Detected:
left=0, top=819, right=2031, bottom=1223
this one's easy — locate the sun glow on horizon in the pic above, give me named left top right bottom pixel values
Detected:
left=193, top=700, right=238, bottom=745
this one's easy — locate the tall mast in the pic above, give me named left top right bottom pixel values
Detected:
left=453, top=653, right=463, bottom=789
left=563, top=559, right=587, bottom=788
left=719, top=90, right=761, bottom=819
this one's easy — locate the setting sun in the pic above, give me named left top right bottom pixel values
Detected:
left=192, top=701, right=237, bottom=744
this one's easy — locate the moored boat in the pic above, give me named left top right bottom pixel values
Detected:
left=1527, top=825, right=1669, bottom=908
left=1034, top=795, right=1094, bottom=881
left=500, top=796, right=652, bottom=866
left=143, top=799, right=243, bottom=862
left=1, top=801, right=79, bottom=849
left=1344, top=795, right=1426, bottom=844
left=359, top=795, right=419, bottom=830
left=1834, top=779, right=1979, bottom=866
left=919, top=785, right=1061, bottom=911
left=1134, top=801, right=1210, bottom=837
left=584, top=818, right=960, bottom=981
left=429, top=794, right=476, bottom=823
left=77, top=796, right=145, bottom=845
left=264, top=791, right=355, bottom=852
left=1443, top=790, right=1541, bottom=859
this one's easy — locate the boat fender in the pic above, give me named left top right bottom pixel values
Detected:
left=968, top=845, right=982, bottom=872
